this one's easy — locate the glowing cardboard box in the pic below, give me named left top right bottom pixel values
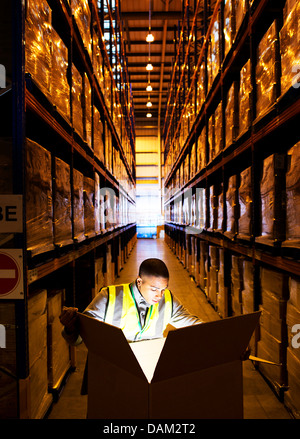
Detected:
left=78, top=311, right=260, bottom=419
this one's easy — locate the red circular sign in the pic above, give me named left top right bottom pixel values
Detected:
left=0, top=252, right=20, bottom=296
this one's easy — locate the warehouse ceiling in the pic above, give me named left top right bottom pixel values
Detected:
left=119, top=0, right=181, bottom=135
left=119, top=0, right=217, bottom=137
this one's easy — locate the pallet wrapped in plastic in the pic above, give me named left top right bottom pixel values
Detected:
left=105, top=124, right=113, bottom=173
left=280, top=0, right=300, bottom=96
left=83, top=176, right=95, bottom=238
left=83, top=73, right=92, bottom=147
left=199, top=240, right=208, bottom=294
left=25, top=0, right=52, bottom=98
left=217, top=249, right=228, bottom=318
left=28, top=290, right=52, bottom=418
left=225, top=81, right=239, bottom=149
left=26, top=138, right=54, bottom=256
left=71, top=0, right=92, bottom=57
left=256, top=21, right=278, bottom=119
left=207, top=185, right=215, bottom=231
left=51, top=29, right=70, bottom=121
left=47, top=290, right=70, bottom=390
left=54, top=157, right=73, bottom=247
left=190, top=143, right=196, bottom=179
left=208, top=113, right=215, bottom=163
left=208, top=246, right=219, bottom=307
left=93, top=106, right=104, bottom=163
left=285, top=348, right=300, bottom=418
left=235, top=0, right=247, bottom=35
left=207, top=12, right=220, bottom=92
left=239, top=59, right=252, bottom=136
left=256, top=153, right=286, bottom=245
left=197, top=127, right=206, bottom=170
left=214, top=101, right=222, bottom=158
left=73, top=168, right=85, bottom=243
left=224, top=0, right=236, bottom=59
left=238, top=166, right=252, bottom=240
left=94, top=172, right=101, bottom=235
left=104, top=64, right=112, bottom=112
left=224, top=174, right=238, bottom=239
left=283, top=142, right=300, bottom=248
left=231, top=255, right=243, bottom=315
left=71, top=64, right=84, bottom=139
left=197, top=62, right=205, bottom=113
left=93, top=31, right=104, bottom=91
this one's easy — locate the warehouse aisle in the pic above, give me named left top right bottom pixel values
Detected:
left=47, top=238, right=291, bottom=419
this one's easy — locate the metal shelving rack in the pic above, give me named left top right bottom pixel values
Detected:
left=163, top=0, right=300, bottom=409
left=0, top=0, right=137, bottom=419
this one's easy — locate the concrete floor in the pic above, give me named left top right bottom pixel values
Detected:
left=47, top=238, right=292, bottom=419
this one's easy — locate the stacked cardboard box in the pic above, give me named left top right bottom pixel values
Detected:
left=71, top=64, right=84, bottom=139
left=105, top=243, right=115, bottom=286
left=257, top=267, right=289, bottom=390
left=217, top=249, right=228, bottom=318
left=199, top=240, right=208, bottom=295
left=280, top=0, right=300, bottom=96
left=239, top=59, right=252, bottom=136
left=196, top=62, right=205, bottom=113
left=216, top=183, right=223, bottom=233
left=208, top=113, right=215, bottom=163
left=225, top=81, right=239, bottom=149
left=285, top=277, right=300, bottom=418
left=241, top=259, right=257, bottom=353
left=51, top=29, right=70, bottom=121
left=256, top=21, right=278, bottom=119
left=47, top=290, right=70, bottom=391
left=25, top=0, right=52, bottom=98
left=94, top=256, right=105, bottom=299
left=28, top=290, right=52, bottom=418
left=238, top=166, right=252, bottom=240
left=256, top=153, right=286, bottom=245
left=26, top=138, right=54, bottom=256
left=54, top=157, right=73, bottom=247
left=224, top=174, right=238, bottom=239
left=83, top=176, right=95, bottom=238
left=235, top=0, right=247, bottom=35
left=231, top=255, right=243, bottom=315
left=283, top=142, right=300, bottom=248
left=208, top=245, right=219, bottom=308
left=73, top=168, right=85, bottom=243
left=0, top=303, right=18, bottom=418
left=105, top=123, right=113, bottom=174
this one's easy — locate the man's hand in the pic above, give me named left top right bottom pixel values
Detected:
left=59, top=307, right=79, bottom=334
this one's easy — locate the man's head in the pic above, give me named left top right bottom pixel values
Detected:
left=136, top=258, right=169, bottom=305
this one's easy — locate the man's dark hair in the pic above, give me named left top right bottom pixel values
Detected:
left=139, top=258, right=169, bottom=279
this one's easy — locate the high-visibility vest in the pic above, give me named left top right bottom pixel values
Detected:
left=104, top=283, right=173, bottom=341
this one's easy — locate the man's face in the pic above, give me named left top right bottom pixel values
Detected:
left=137, top=275, right=169, bottom=305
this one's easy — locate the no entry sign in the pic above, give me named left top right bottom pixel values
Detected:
left=0, top=249, right=24, bottom=299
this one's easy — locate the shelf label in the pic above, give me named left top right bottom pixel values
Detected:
left=0, top=249, right=24, bottom=299
left=0, top=195, right=23, bottom=233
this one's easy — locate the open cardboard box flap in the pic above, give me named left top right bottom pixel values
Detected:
left=79, top=311, right=261, bottom=382
left=78, top=311, right=261, bottom=418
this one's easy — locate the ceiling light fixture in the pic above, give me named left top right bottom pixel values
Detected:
left=146, top=100, right=152, bottom=107
left=146, top=112, right=152, bottom=118
left=146, top=62, right=153, bottom=71
left=146, top=83, right=153, bottom=92
left=146, top=32, right=154, bottom=43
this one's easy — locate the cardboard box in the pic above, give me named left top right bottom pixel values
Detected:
left=78, top=311, right=261, bottom=419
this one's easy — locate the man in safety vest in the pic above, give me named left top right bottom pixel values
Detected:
left=60, top=258, right=203, bottom=346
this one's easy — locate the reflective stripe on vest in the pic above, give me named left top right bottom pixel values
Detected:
left=105, top=283, right=172, bottom=340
